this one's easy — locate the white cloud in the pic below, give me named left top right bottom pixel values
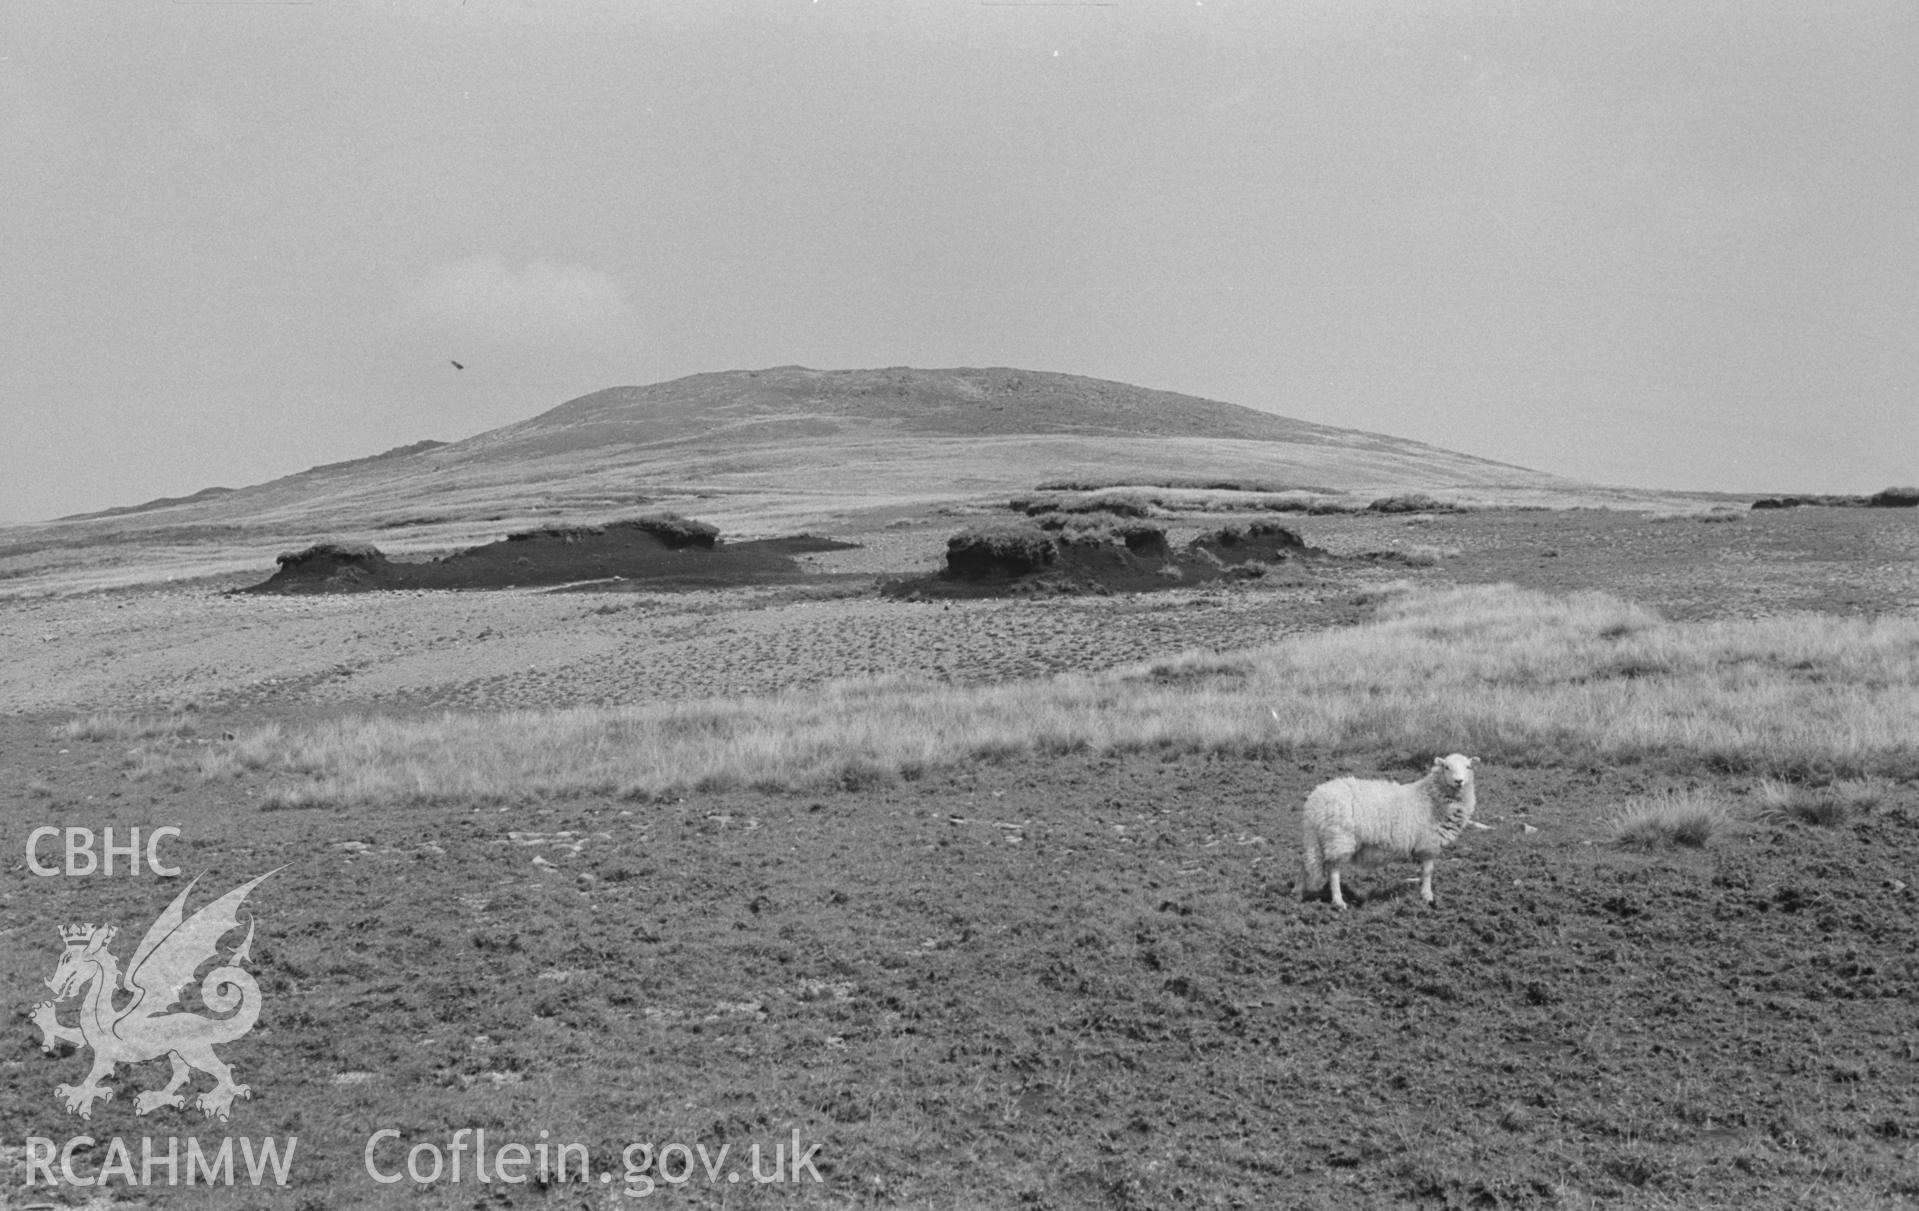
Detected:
left=398, top=255, right=636, bottom=345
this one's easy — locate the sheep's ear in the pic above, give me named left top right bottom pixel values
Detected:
left=1468, top=757, right=1478, bottom=767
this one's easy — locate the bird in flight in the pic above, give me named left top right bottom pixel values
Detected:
left=450, top=360, right=465, bottom=370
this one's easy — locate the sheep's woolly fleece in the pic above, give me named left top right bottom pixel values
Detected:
left=1298, top=754, right=1481, bottom=909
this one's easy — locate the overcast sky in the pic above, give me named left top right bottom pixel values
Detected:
left=4, top=1, right=1915, bottom=524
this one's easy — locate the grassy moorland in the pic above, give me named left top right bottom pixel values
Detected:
left=12, top=578, right=1919, bottom=1208
left=154, top=583, right=1919, bottom=808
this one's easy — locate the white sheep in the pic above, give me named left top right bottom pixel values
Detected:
left=1296, top=754, right=1484, bottom=909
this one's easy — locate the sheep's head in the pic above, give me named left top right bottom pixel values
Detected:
left=1431, top=753, right=1476, bottom=795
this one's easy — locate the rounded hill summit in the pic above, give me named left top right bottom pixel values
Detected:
left=498, top=366, right=1410, bottom=449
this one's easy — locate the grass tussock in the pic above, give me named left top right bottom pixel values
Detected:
left=192, top=583, right=1919, bottom=807
left=1755, top=777, right=1882, bottom=827
left=53, top=711, right=197, bottom=742
left=1607, top=790, right=1729, bottom=848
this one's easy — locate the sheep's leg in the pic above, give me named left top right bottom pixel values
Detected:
left=1328, top=862, right=1348, bottom=910
left=1298, top=844, right=1325, bottom=901
left=1419, top=859, right=1436, bottom=906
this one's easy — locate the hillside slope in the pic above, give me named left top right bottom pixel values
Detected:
left=143, top=368, right=1554, bottom=521
left=1, top=366, right=1585, bottom=593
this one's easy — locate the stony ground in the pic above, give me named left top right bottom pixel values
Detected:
left=4, top=506, right=1913, bottom=719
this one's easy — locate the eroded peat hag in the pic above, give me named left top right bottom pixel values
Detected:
left=243, top=514, right=860, bottom=595
left=883, top=519, right=1324, bottom=599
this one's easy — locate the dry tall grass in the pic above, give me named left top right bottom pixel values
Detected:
left=1606, top=790, right=1730, bottom=848
left=53, top=711, right=198, bottom=742
left=1754, top=776, right=1885, bottom=827
left=193, top=584, right=1919, bottom=807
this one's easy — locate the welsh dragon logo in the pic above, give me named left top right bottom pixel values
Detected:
left=32, top=870, right=275, bottom=1122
